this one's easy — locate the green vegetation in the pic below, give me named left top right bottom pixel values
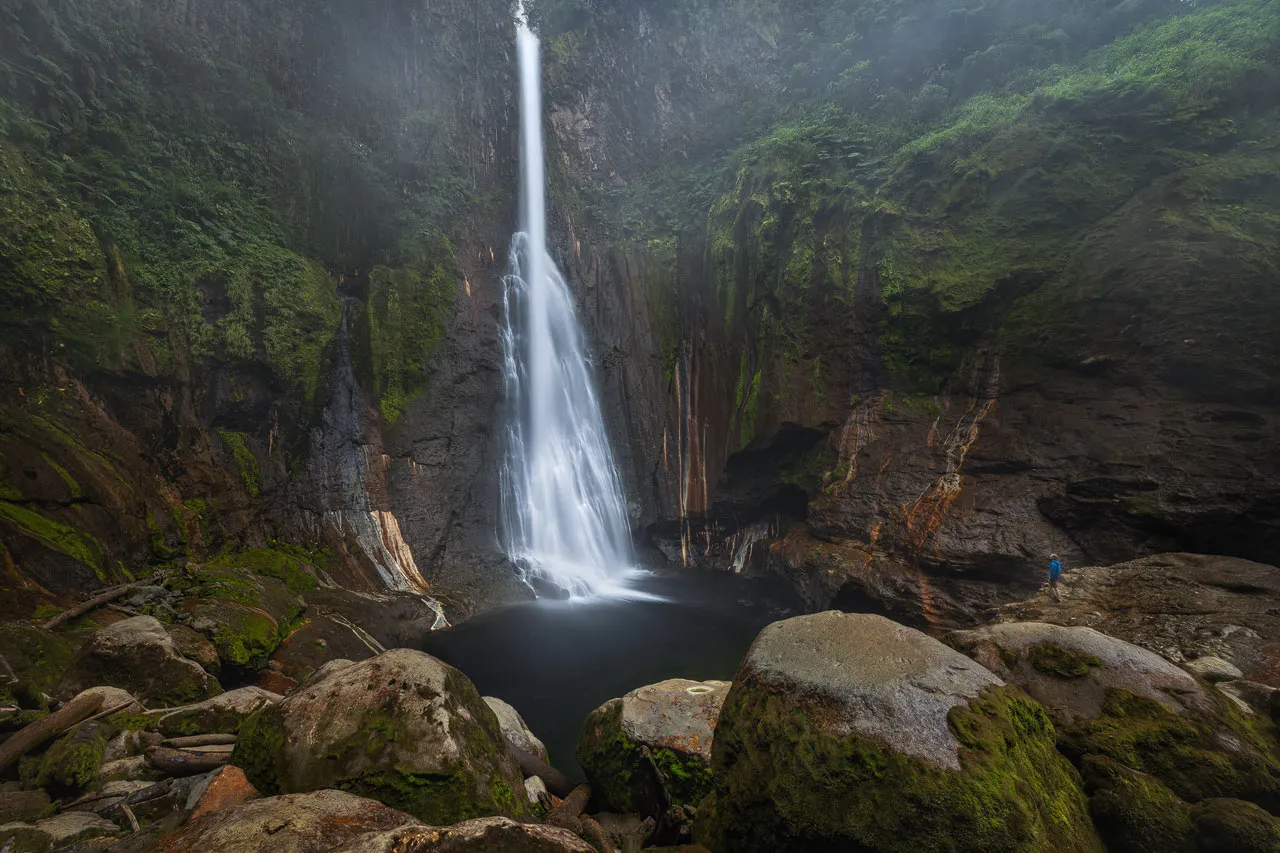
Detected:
left=1059, top=689, right=1280, bottom=811
left=365, top=231, right=459, bottom=425
left=1028, top=643, right=1101, bottom=679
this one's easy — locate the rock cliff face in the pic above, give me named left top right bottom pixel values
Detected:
left=536, top=0, right=1280, bottom=627
left=2, top=0, right=1278, bottom=624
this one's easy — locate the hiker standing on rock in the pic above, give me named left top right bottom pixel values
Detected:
left=1049, top=553, right=1063, bottom=600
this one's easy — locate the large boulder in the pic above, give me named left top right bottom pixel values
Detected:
left=154, top=790, right=418, bottom=853
left=484, top=696, right=549, bottom=763
left=335, top=817, right=596, bottom=852
left=56, top=616, right=220, bottom=706
left=946, top=622, right=1213, bottom=725
left=578, top=679, right=729, bottom=814
left=699, top=612, right=1102, bottom=853
left=232, top=649, right=527, bottom=825
left=949, top=622, right=1280, bottom=812
left=152, top=686, right=282, bottom=736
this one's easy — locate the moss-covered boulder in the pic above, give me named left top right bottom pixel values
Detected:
left=1060, top=688, right=1280, bottom=811
left=1081, top=754, right=1195, bottom=853
left=166, top=623, right=221, bottom=675
left=946, top=622, right=1212, bottom=725
left=0, top=624, right=73, bottom=705
left=35, top=722, right=107, bottom=797
left=578, top=679, right=729, bottom=815
left=1190, top=798, right=1280, bottom=853
left=699, top=612, right=1102, bottom=853
left=231, top=649, right=527, bottom=825
left=153, top=686, right=283, bottom=737
left=56, top=616, right=220, bottom=706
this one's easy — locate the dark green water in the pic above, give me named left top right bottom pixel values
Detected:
left=421, top=568, right=800, bottom=779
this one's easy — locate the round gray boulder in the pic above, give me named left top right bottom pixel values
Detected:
left=232, top=649, right=526, bottom=825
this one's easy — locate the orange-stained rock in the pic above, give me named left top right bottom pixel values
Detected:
left=256, top=669, right=297, bottom=696
left=189, top=765, right=261, bottom=820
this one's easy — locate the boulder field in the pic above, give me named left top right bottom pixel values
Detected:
left=4, top=558, right=1280, bottom=851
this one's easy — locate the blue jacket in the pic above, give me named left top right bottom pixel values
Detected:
left=1049, top=560, right=1062, bottom=579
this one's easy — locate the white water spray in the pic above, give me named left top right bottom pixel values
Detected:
left=499, top=4, right=636, bottom=596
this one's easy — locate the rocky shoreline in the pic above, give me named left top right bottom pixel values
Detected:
left=3, top=553, right=1280, bottom=852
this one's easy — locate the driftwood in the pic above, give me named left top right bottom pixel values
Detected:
left=0, top=692, right=103, bottom=773
left=161, top=734, right=237, bottom=749
left=546, top=784, right=591, bottom=834
left=40, top=583, right=141, bottom=631
left=509, top=744, right=574, bottom=798
left=145, top=746, right=229, bottom=777
left=121, top=802, right=140, bottom=833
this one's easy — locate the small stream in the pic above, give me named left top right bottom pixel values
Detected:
left=421, top=568, right=802, bottom=779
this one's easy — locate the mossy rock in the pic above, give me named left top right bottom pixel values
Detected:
left=0, top=624, right=74, bottom=703
left=35, top=724, right=107, bottom=797
left=1190, top=797, right=1280, bottom=853
left=1060, top=688, right=1280, bottom=812
left=182, top=571, right=304, bottom=672
left=1028, top=643, right=1100, bottom=679
left=577, top=679, right=728, bottom=815
left=699, top=613, right=1102, bottom=852
left=1081, top=754, right=1195, bottom=853
left=56, top=616, right=220, bottom=706
left=232, top=649, right=526, bottom=826
left=153, top=686, right=282, bottom=737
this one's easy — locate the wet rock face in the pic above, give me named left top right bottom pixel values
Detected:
left=946, top=621, right=1214, bottom=725
left=701, top=611, right=1102, bottom=853
left=57, top=616, right=221, bottom=707
left=232, top=649, right=526, bottom=826
left=997, top=553, right=1280, bottom=680
left=578, top=678, right=730, bottom=814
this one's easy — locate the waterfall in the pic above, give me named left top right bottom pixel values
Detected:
left=499, top=5, right=636, bottom=596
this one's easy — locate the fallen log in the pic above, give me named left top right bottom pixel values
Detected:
left=40, top=583, right=142, bottom=631
left=0, top=692, right=103, bottom=773
left=508, top=744, right=574, bottom=798
left=161, top=734, right=237, bottom=749
left=145, top=746, right=229, bottom=777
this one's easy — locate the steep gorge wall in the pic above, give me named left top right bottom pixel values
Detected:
left=540, top=0, right=1280, bottom=627
left=0, top=0, right=529, bottom=617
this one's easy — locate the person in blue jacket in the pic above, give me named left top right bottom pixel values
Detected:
left=1049, top=553, right=1063, bottom=598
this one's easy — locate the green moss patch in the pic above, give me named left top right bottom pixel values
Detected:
left=578, top=699, right=715, bottom=815
left=0, top=624, right=73, bottom=703
left=36, top=727, right=107, bottom=796
left=1028, top=643, right=1101, bottom=679
left=1082, top=754, right=1195, bottom=853
left=1059, top=689, right=1280, bottom=812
